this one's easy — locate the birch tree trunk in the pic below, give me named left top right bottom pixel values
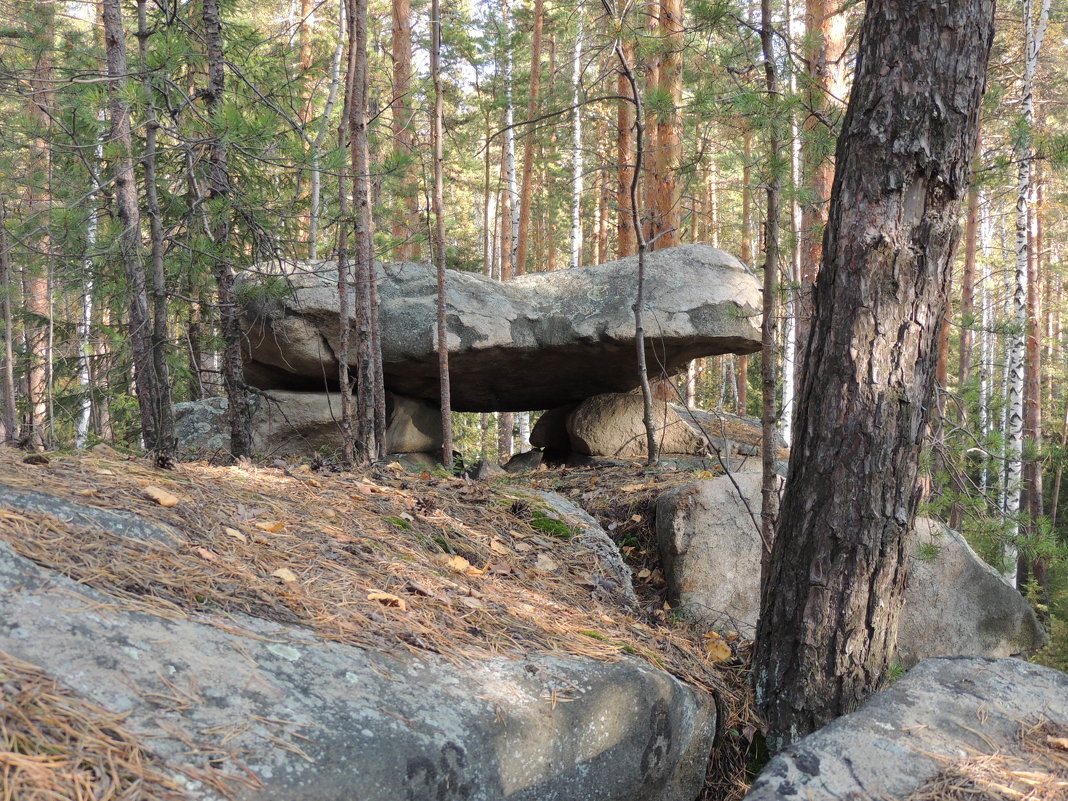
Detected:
left=569, top=18, right=584, bottom=270
left=754, top=0, right=995, bottom=749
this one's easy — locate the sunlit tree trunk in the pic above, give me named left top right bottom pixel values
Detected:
left=515, top=0, right=544, bottom=275
left=431, top=0, right=452, bottom=466
left=616, top=40, right=635, bottom=258
left=796, top=0, right=847, bottom=359
left=754, top=0, right=994, bottom=749
left=651, top=0, right=682, bottom=250
left=103, top=0, right=168, bottom=455
left=0, top=206, right=17, bottom=443
left=569, top=17, right=584, bottom=270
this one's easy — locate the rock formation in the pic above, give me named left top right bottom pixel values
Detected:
left=239, top=244, right=761, bottom=411
left=745, top=657, right=1068, bottom=800
left=656, top=473, right=1047, bottom=664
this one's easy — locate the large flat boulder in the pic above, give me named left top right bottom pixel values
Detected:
left=0, top=491, right=715, bottom=801
left=745, top=657, right=1068, bottom=800
left=655, top=474, right=1047, bottom=663
left=239, top=244, right=761, bottom=411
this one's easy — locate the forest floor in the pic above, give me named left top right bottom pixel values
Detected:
left=0, top=445, right=760, bottom=801
left=0, top=445, right=1064, bottom=801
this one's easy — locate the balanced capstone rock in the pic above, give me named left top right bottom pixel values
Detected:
left=238, top=244, right=761, bottom=412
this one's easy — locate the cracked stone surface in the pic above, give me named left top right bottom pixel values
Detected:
left=744, top=657, right=1068, bottom=800
left=238, top=244, right=762, bottom=411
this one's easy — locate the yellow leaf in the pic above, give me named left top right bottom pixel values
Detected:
left=196, top=547, right=219, bottom=562
left=704, top=633, right=733, bottom=663
left=697, top=470, right=714, bottom=479
left=144, top=486, right=180, bottom=507
left=77, top=489, right=97, bottom=498
left=637, top=568, right=652, bottom=579
left=224, top=527, right=247, bottom=544
left=386, top=461, right=404, bottom=472
left=367, top=590, right=408, bottom=611
left=441, top=554, right=471, bottom=572
left=630, top=514, right=642, bottom=523
left=255, top=521, right=286, bottom=533
left=271, top=568, right=298, bottom=583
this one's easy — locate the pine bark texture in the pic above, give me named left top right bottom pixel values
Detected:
left=754, top=0, right=995, bottom=750
left=514, top=0, right=544, bottom=275
left=202, top=0, right=253, bottom=458
left=103, top=0, right=167, bottom=454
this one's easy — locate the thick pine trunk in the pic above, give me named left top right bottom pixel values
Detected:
left=754, top=0, right=995, bottom=750
left=651, top=0, right=682, bottom=250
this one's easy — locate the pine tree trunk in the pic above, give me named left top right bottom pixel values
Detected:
left=514, top=0, right=544, bottom=275
left=137, top=0, right=175, bottom=458
left=796, top=0, right=847, bottom=360
left=651, top=0, right=682, bottom=250
left=753, top=0, right=995, bottom=750
left=431, top=0, right=452, bottom=467
left=202, top=0, right=252, bottom=458
left=103, top=0, right=168, bottom=455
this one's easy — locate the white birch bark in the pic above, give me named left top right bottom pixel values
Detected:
left=569, top=18, right=584, bottom=270
left=780, top=0, right=802, bottom=447
left=309, top=0, right=346, bottom=260
left=1004, top=0, right=1051, bottom=583
left=76, top=115, right=104, bottom=448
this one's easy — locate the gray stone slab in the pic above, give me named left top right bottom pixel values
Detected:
left=745, top=657, right=1068, bottom=800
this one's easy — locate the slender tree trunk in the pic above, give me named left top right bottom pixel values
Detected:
left=959, top=170, right=980, bottom=388
left=202, top=0, right=252, bottom=458
left=759, top=0, right=780, bottom=571
left=103, top=0, right=166, bottom=455
left=431, top=0, right=452, bottom=467
left=515, top=0, right=544, bottom=275
left=137, top=0, right=175, bottom=458
left=569, top=18, right=585, bottom=270
left=1006, top=0, right=1051, bottom=584
left=310, top=0, right=346, bottom=261
left=77, top=119, right=103, bottom=449
left=616, top=39, right=635, bottom=259
left=0, top=206, right=17, bottom=442
left=25, top=0, right=54, bottom=449
left=754, top=0, right=995, bottom=749
left=796, top=0, right=847, bottom=360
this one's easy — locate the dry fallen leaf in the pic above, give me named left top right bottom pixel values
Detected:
left=144, top=486, right=180, bottom=507
left=697, top=470, right=715, bottom=479
left=458, top=596, right=485, bottom=610
left=704, top=632, right=733, bottom=663
left=271, top=568, right=298, bottom=583
left=367, top=590, right=408, bottom=611
left=77, top=489, right=97, bottom=498
left=196, top=548, right=219, bottom=562
left=630, top=514, right=642, bottom=523
left=255, top=521, right=286, bottom=533
left=441, top=554, right=471, bottom=572
left=385, top=461, right=404, bottom=472
left=224, top=527, right=247, bottom=544
left=489, top=538, right=511, bottom=555
left=636, top=568, right=652, bottom=579
left=534, top=553, right=558, bottom=573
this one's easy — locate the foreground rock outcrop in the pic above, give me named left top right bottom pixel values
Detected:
left=239, top=244, right=761, bottom=411
left=0, top=471, right=715, bottom=801
left=656, top=473, right=1047, bottom=663
left=745, top=657, right=1068, bottom=800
